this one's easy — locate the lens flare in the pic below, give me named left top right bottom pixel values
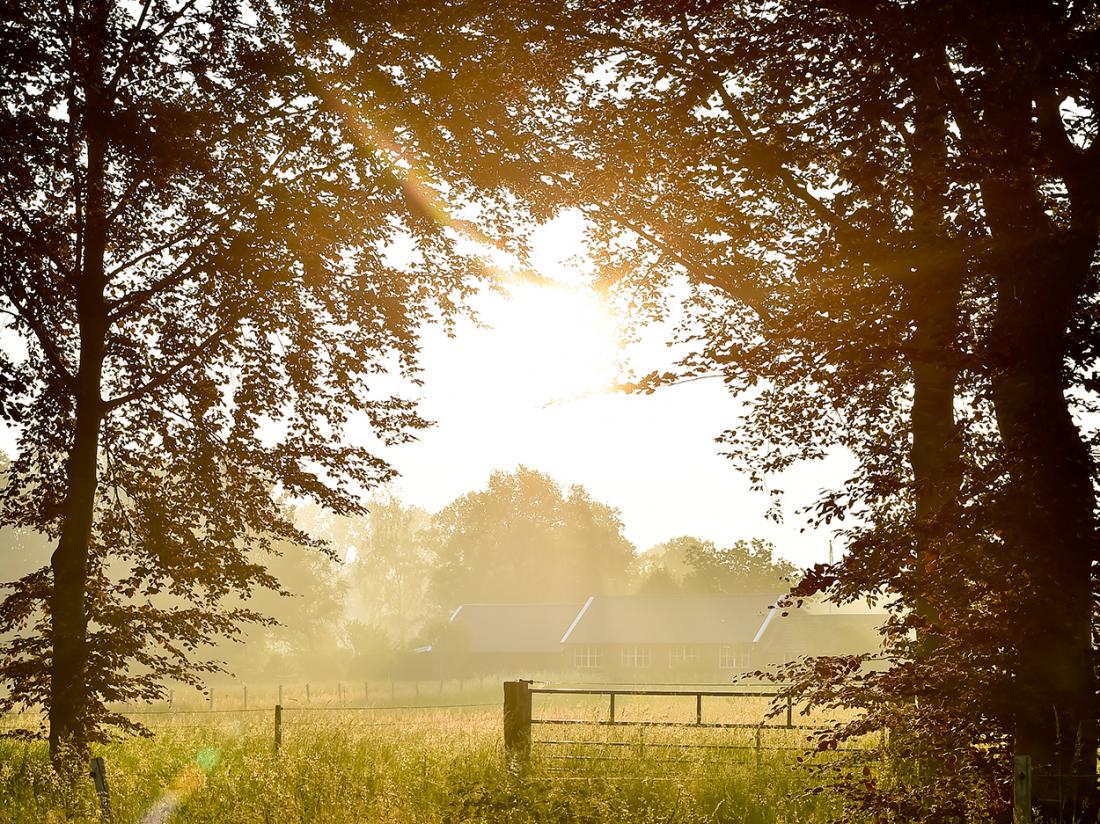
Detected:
left=138, top=747, right=221, bottom=824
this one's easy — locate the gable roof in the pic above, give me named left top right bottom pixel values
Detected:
left=758, top=610, right=885, bottom=656
left=559, top=594, right=780, bottom=645
left=449, top=602, right=583, bottom=653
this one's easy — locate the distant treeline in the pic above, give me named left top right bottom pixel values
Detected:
left=0, top=461, right=795, bottom=683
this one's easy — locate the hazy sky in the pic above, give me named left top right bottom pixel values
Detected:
left=377, top=213, right=851, bottom=569
left=0, top=213, right=851, bottom=571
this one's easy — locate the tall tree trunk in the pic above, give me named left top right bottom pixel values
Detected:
left=49, top=0, right=109, bottom=766
left=906, top=47, right=964, bottom=639
left=981, top=90, right=1098, bottom=814
left=989, top=232, right=1097, bottom=815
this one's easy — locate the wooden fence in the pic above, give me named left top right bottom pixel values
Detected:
left=502, top=679, right=806, bottom=764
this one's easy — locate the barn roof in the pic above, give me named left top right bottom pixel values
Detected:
left=559, top=594, right=780, bottom=645
left=449, top=602, right=584, bottom=653
left=758, top=610, right=885, bottom=656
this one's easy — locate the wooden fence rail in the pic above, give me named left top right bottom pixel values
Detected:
left=502, top=680, right=798, bottom=762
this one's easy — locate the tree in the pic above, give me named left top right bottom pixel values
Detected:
left=342, top=492, right=432, bottom=648
left=637, top=536, right=795, bottom=596
left=428, top=467, right=635, bottom=607
left=337, top=1, right=1098, bottom=817
left=0, top=2, right=479, bottom=762
left=208, top=512, right=349, bottom=682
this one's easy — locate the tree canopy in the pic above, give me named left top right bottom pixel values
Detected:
left=637, top=536, right=795, bottom=596
left=0, top=0, right=482, bottom=759
left=429, top=466, right=635, bottom=606
left=368, top=1, right=1100, bottom=817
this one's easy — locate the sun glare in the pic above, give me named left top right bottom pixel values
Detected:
left=497, top=281, right=622, bottom=406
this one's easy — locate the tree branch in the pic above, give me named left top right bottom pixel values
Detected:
left=104, top=294, right=260, bottom=410
left=0, top=278, right=77, bottom=389
left=677, top=15, right=853, bottom=238
left=104, top=0, right=154, bottom=100
left=587, top=202, right=774, bottom=325
left=1035, top=89, right=1097, bottom=207
left=107, top=134, right=303, bottom=322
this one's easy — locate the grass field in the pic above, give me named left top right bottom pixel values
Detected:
left=0, top=684, right=851, bottom=823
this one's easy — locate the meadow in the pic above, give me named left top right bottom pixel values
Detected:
left=0, top=682, right=857, bottom=823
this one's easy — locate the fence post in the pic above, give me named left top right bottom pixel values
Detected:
left=786, top=695, right=793, bottom=728
left=274, top=704, right=282, bottom=753
left=364, top=681, right=369, bottom=705
left=1014, top=755, right=1032, bottom=824
left=503, top=680, right=532, bottom=762
left=338, top=682, right=343, bottom=706
left=208, top=688, right=214, bottom=712
left=243, top=685, right=248, bottom=710
left=755, top=726, right=762, bottom=764
left=609, top=693, right=616, bottom=724
left=89, top=756, right=113, bottom=824
left=696, top=694, right=703, bottom=725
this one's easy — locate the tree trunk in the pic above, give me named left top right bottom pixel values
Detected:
left=905, top=46, right=964, bottom=638
left=49, top=0, right=110, bottom=766
left=980, top=89, right=1098, bottom=812
left=48, top=370, right=104, bottom=764
left=989, top=234, right=1097, bottom=816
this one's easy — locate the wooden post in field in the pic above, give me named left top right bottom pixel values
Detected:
left=168, top=689, right=173, bottom=706
left=338, top=682, right=343, bottom=706
left=785, top=696, right=793, bottom=728
left=208, top=688, right=214, bottom=712
left=89, top=756, right=113, bottom=824
left=1014, top=755, right=1033, bottom=824
left=754, top=726, right=762, bottom=764
left=274, top=705, right=282, bottom=753
left=364, top=681, right=369, bottom=705
left=503, top=680, right=532, bottom=762
left=609, top=693, right=616, bottom=724
left=243, top=685, right=248, bottom=710
left=695, top=694, right=702, bottom=725
left=306, top=683, right=311, bottom=705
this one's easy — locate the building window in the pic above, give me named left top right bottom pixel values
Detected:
left=620, top=646, right=651, bottom=668
left=574, top=646, right=602, bottom=669
left=719, top=644, right=751, bottom=670
left=669, top=646, right=699, bottom=667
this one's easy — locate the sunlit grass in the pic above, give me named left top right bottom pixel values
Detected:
left=0, top=685, right=850, bottom=823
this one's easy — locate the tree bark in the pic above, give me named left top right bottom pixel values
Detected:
left=49, top=0, right=110, bottom=766
left=981, top=88, right=1098, bottom=814
left=905, top=46, right=964, bottom=637
left=989, top=233, right=1097, bottom=814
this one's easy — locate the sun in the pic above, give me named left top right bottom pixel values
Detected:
left=497, top=281, right=622, bottom=405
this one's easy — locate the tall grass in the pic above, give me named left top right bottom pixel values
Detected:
left=0, top=687, right=844, bottom=823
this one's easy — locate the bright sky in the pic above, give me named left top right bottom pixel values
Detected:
left=0, top=213, right=851, bottom=571
left=376, top=213, right=850, bottom=569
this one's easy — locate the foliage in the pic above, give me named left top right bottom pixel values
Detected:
left=207, top=515, right=349, bottom=683
left=428, top=466, right=635, bottom=607
left=340, top=493, right=432, bottom=648
left=356, top=1, right=1100, bottom=819
left=637, top=536, right=796, bottom=596
left=0, top=0, right=480, bottom=755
